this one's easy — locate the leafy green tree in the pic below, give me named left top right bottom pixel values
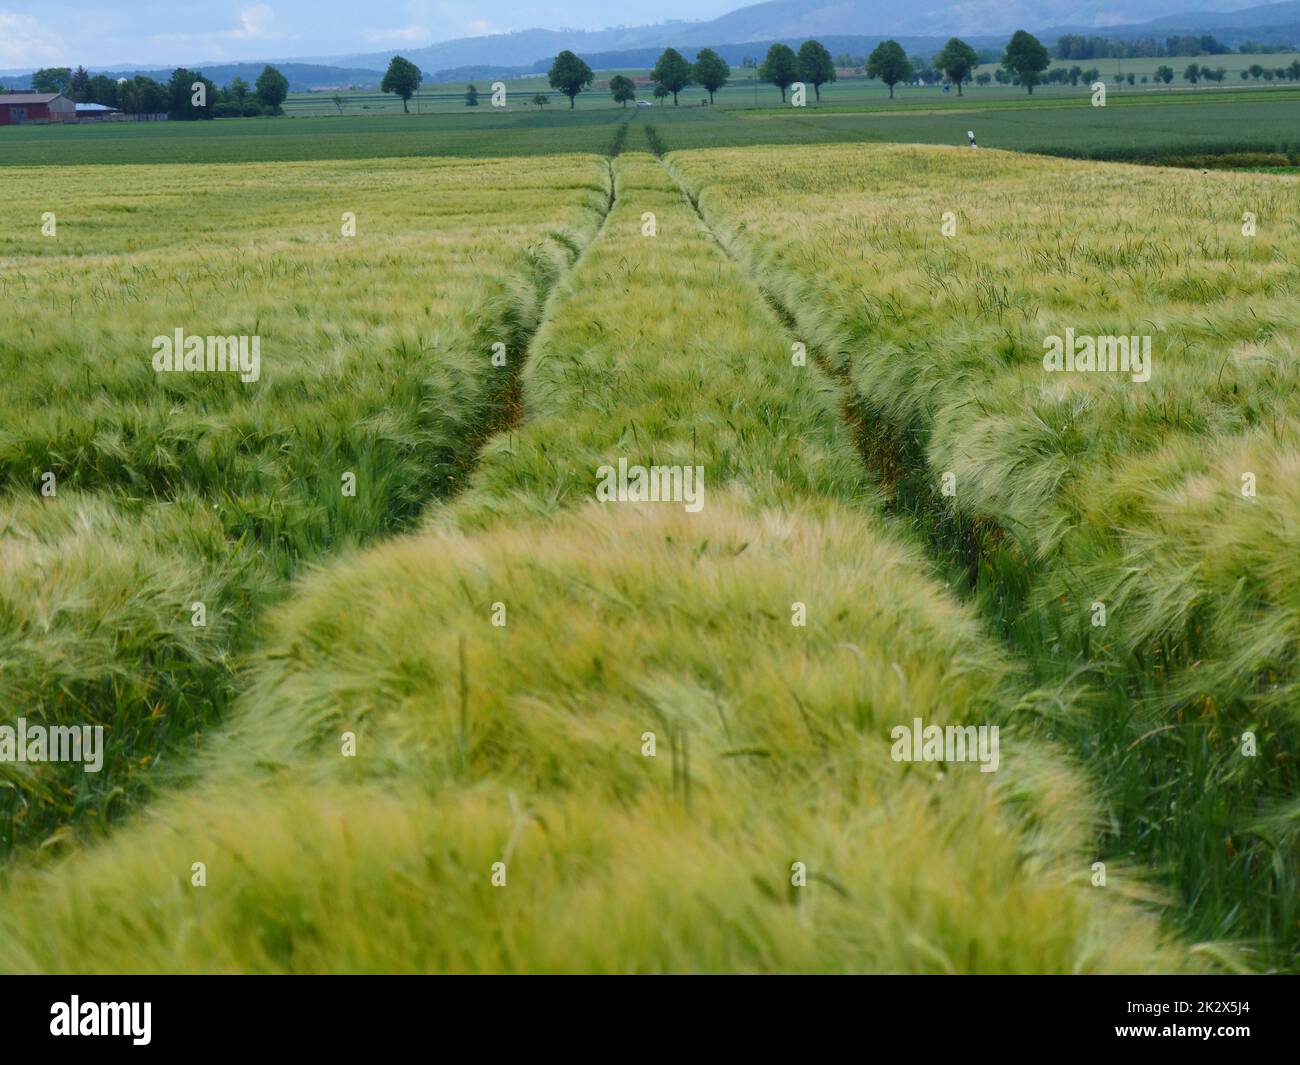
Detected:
left=83, top=74, right=119, bottom=107
left=692, top=49, right=730, bottom=103
left=114, top=79, right=133, bottom=113
left=866, top=40, right=912, bottom=99
left=228, top=76, right=250, bottom=107
left=116, top=78, right=138, bottom=114
left=381, top=56, right=422, bottom=113
left=1184, top=62, right=1200, bottom=83
left=531, top=93, right=550, bottom=110
left=122, top=75, right=167, bottom=116
left=1068, top=64, right=1083, bottom=85
left=609, top=74, right=637, bottom=107
left=332, top=93, right=346, bottom=113
left=166, top=68, right=215, bottom=120
left=1002, top=30, right=1050, bottom=94
left=652, top=48, right=693, bottom=105
left=548, top=50, right=594, bottom=109
left=32, top=67, right=73, bottom=93
left=653, top=83, right=670, bottom=103
left=796, top=40, right=836, bottom=101
left=759, top=42, right=799, bottom=102
left=70, top=66, right=89, bottom=99
left=255, top=65, right=289, bottom=113
left=465, top=83, right=479, bottom=106
left=933, top=37, right=979, bottom=96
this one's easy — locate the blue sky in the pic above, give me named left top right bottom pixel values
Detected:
left=0, top=1, right=737, bottom=68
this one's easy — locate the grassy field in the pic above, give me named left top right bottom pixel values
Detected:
left=4, top=89, right=1300, bottom=169
left=637, top=95, right=1300, bottom=163
left=1, top=83, right=1297, bottom=972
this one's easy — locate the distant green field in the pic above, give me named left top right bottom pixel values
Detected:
left=3, top=90, right=1299, bottom=168
left=638, top=94, right=1300, bottom=164
left=0, top=108, right=622, bottom=165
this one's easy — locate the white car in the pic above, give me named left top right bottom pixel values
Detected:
left=635, top=99, right=653, bottom=107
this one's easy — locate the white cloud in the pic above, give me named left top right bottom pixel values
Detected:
left=432, top=2, right=503, bottom=39
left=232, top=4, right=277, bottom=40
left=0, top=11, right=68, bottom=66
left=147, top=5, right=292, bottom=59
left=362, top=26, right=433, bottom=45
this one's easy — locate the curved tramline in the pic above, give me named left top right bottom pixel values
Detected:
left=0, top=154, right=1194, bottom=973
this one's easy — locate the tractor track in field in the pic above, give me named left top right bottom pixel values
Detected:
left=652, top=154, right=978, bottom=565
left=659, top=150, right=1010, bottom=580
left=656, top=151, right=1300, bottom=968
left=449, top=154, right=618, bottom=473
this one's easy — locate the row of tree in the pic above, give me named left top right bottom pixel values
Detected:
left=833, top=35, right=1293, bottom=72
left=239, top=44, right=1300, bottom=118
left=1186, top=60, right=1300, bottom=82
left=8, top=64, right=290, bottom=118
left=967, top=58, right=1300, bottom=87
left=542, top=41, right=837, bottom=108
left=754, top=41, right=838, bottom=102
left=1054, top=34, right=1235, bottom=60
left=852, top=31, right=1288, bottom=96
left=860, top=33, right=1050, bottom=97
left=24, top=29, right=1295, bottom=121
left=545, top=31, right=1070, bottom=106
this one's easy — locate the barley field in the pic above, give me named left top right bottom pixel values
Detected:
left=669, top=143, right=1300, bottom=960
left=0, top=135, right=1295, bottom=972
left=0, top=155, right=608, bottom=852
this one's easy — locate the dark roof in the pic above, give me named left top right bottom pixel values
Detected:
left=0, top=93, right=68, bottom=105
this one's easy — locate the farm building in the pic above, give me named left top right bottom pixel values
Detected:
left=76, top=102, right=124, bottom=122
left=0, top=92, right=77, bottom=125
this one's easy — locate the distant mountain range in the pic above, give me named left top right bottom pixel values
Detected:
left=310, top=0, right=1293, bottom=75
left=2, top=1, right=1297, bottom=88
left=1137, top=0, right=1300, bottom=24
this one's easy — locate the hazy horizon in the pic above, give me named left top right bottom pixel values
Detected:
left=0, top=0, right=1268, bottom=72
left=0, top=2, right=737, bottom=70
